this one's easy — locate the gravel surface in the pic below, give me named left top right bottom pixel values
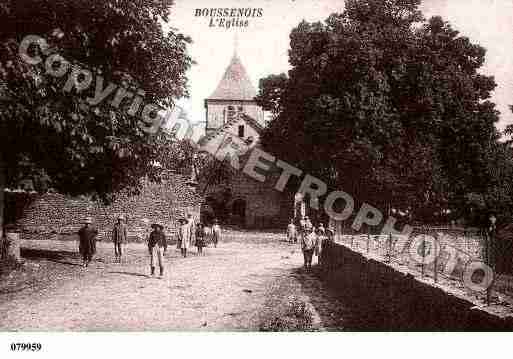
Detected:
left=0, top=232, right=349, bottom=331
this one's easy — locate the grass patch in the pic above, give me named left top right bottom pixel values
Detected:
left=259, top=294, right=314, bottom=331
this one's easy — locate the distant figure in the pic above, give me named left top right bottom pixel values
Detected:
left=195, top=223, right=206, bottom=256
left=187, top=212, right=196, bottom=246
left=323, top=227, right=336, bottom=271
left=212, top=219, right=221, bottom=248
left=316, top=224, right=326, bottom=265
left=203, top=225, right=212, bottom=244
left=148, top=223, right=167, bottom=277
left=488, top=213, right=497, bottom=236
left=299, top=216, right=307, bottom=233
left=305, top=216, right=313, bottom=232
left=179, top=218, right=192, bottom=257
left=301, top=227, right=317, bottom=271
left=317, top=223, right=326, bottom=236
left=112, top=215, right=127, bottom=263
left=78, top=217, right=98, bottom=267
left=287, top=219, right=297, bottom=244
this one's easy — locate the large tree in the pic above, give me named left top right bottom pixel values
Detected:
left=257, top=0, right=501, bottom=222
left=0, top=0, right=192, bottom=237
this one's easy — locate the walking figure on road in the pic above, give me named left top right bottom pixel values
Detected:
left=78, top=217, right=98, bottom=268
left=195, top=222, right=206, bottom=256
left=112, top=215, right=127, bottom=263
left=212, top=219, right=221, bottom=248
left=148, top=223, right=167, bottom=277
left=301, top=227, right=318, bottom=271
left=179, top=218, right=191, bottom=257
left=287, top=218, right=297, bottom=244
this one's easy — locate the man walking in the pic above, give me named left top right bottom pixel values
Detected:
left=301, top=227, right=317, bottom=271
left=148, top=223, right=167, bottom=277
left=78, top=217, right=98, bottom=268
left=112, top=215, right=127, bottom=263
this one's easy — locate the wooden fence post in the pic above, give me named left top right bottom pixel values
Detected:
left=387, top=232, right=392, bottom=263
left=421, top=233, right=425, bottom=277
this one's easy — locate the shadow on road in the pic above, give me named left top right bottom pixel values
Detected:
left=107, top=271, right=150, bottom=278
left=20, top=248, right=81, bottom=268
left=289, top=266, right=356, bottom=330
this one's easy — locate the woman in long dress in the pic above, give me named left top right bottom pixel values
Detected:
left=179, top=218, right=192, bottom=257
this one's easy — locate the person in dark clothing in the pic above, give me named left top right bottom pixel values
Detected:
left=112, top=215, right=127, bottom=263
left=78, top=217, right=98, bottom=267
left=195, top=222, right=206, bottom=256
left=148, top=223, right=167, bottom=277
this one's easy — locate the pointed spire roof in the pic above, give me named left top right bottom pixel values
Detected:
left=207, top=54, right=258, bottom=101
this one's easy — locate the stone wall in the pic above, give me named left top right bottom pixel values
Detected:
left=9, top=172, right=202, bottom=241
left=322, top=241, right=513, bottom=330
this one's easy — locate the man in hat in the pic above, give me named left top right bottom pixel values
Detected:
left=148, top=223, right=167, bottom=277
left=212, top=219, right=221, bottom=248
left=78, top=217, right=98, bottom=267
left=112, top=215, right=127, bottom=263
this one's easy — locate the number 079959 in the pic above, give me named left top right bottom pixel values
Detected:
left=10, top=343, right=42, bottom=351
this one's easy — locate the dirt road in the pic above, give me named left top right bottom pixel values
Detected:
left=0, top=232, right=350, bottom=331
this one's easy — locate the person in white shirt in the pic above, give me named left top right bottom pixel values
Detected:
left=316, top=224, right=326, bottom=265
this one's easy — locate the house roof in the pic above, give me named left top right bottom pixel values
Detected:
left=198, top=112, right=263, bottom=148
left=207, top=55, right=258, bottom=101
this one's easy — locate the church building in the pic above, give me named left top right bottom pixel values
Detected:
left=199, top=51, right=292, bottom=228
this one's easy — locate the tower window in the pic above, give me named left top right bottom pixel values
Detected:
left=238, top=125, right=244, bottom=138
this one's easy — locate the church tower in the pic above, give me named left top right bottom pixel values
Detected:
left=204, top=51, right=264, bottom=136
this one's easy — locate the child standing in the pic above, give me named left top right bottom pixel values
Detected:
left=301, top=227, right=317, bottom=271
left=286, top=219, right=297, bottom=244
left=195, top=222, right=206, bottom=256
left=178, top=218, right=191, bottom=258
left=212, top=219, right=221, bottom=248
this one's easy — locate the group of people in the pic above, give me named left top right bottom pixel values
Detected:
left=77, top=213, right=222, bottom=278
left=286, top=216, right=335, bottom=271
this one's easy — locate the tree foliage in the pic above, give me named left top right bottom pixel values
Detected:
left=256, top=0, right=505, bottom=222
left=0, top=0, right=192, bottom=201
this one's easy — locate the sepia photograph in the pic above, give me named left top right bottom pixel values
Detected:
left=1, top=0, right=513, bottom=356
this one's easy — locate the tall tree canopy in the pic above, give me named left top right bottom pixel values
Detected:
left=257, top=0, right=503, bottom=222
left=0, top=0, right=192, bottom=233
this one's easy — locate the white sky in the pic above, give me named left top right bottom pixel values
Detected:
left=166, top=0, right=513, bottom=133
